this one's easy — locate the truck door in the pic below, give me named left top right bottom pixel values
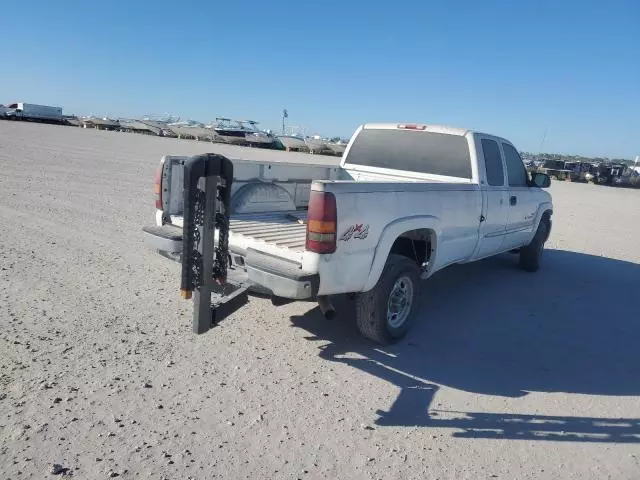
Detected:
left=474, top=137, right=510, bottom=258
left=501, top=142, right=536, bottom=249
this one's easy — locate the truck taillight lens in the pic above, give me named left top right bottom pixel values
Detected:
left=306, top=191, right=337, bottom=254
left=154, top=164, right=163, bottom=209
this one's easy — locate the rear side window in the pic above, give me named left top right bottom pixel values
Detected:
left=502, top=143, right=528, bottom=186
left=481, top=139, right=505, bottom=186
left=346, top=129, right=472, bottom=179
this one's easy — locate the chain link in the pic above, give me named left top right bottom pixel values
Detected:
left=213, top=210, right=229, bottom=281
left=187, top=184, right=231, bottom=287
left=188, top=188, right=205, bottom=288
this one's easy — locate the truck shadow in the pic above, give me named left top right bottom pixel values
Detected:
left=289, top=249, right=640, bottom=443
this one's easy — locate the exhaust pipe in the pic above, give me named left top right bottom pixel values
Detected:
left=317, top=295, right=336, bottom=320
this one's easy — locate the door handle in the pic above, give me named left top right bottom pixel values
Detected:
left=510, top=196, right=517, bottom=206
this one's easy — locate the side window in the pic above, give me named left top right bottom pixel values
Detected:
left=502, top=143, right=528, bottom=187
left=481, top=139, right=505, bottom=186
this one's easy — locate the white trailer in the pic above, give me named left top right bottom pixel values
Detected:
left=5, top=103, right=63, bottom=122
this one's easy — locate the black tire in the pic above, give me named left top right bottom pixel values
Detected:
left=519, top=219, right=549, bottom=272
left=355, top=254, right=422, bottom=345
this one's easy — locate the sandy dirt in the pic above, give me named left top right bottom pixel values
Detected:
left=1, top=121, right=639, bottom=479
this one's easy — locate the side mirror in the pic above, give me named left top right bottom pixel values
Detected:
left=531, top=172, right=551, bottom=188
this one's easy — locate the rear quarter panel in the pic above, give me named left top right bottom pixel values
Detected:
left=308, top=183, right=482, bottom=295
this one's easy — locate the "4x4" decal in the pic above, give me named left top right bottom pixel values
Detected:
left=340, top=224, right=369, bottom=241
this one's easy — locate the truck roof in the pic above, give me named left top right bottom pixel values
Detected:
left=362, top=123, right=471, bottom=137
left=360, top=123, right=516, bottom=146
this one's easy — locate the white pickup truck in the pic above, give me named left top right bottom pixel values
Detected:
left=143, top=123, right=553, bottom=344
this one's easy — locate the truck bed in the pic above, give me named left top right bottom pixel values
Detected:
left=157, top=155, right=335, bottom=264
left=230, top=211, right=307, bottom=252
left=167, top=210, right=308, bottom=263
left=161, top=155, right=342, bottom=216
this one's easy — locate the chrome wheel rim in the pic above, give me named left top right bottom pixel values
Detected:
left=387, top=276, right=414, bottom=329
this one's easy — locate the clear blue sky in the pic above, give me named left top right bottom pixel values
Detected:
left=1, top=0, right=638, bottom=158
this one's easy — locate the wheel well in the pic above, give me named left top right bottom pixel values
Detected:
left=389, top=229, right=434, bottom=269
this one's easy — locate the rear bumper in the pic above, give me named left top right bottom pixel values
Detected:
left=142, top=225, right=318, bottom=301
left=142, top=224, right=183, bottom=253
left=245, top=249, right=318, bottom=300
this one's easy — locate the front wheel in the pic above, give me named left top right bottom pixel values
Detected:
left=355, top=254, right=422, bottom=345
left=519, top=219, right=549, bottom=272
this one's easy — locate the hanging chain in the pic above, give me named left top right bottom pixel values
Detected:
left=213, top=188, right=229, bottom=282
left=188, top=184, right=230, bottom=286
left=188, top=189, right=206, bottom=288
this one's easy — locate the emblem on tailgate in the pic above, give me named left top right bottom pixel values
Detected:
left=340, top=224, right=369, bottom=241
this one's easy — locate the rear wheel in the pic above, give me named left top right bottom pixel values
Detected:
left=519, top=219, right=549, bottom=272
left=355, top=254, right=421, bottom=345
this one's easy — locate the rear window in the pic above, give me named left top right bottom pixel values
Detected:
left=346, top=129, right=472, bottom=179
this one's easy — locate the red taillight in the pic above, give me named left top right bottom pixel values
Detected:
left=154, top=163, right=163, bottom=209
left=306, top=190, right=337, bottom=254
left=397, top=124, right=426, bottom=130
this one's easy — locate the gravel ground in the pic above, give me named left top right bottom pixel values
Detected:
left=1, top=121, right=639, bottom=479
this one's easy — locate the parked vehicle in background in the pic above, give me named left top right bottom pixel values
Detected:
left=277, top=134, right=310, bottom=152
left=211, top=117, right=247, bottom=143
left=81, top=116, right=120, bottom=130
left=305, top=135, right=330, bottom=154
left=4, top=102, right=63, bottom=123
left=591, top=163, right=627, bottom=185
left=209, top=118, right=275, bottom=147
left=143, top=123, right=554, bottom=345
left=538, top=159, right=572, bottom=181
left=610, top=164, right=640, bottom=188
left=241, top=121, right=275, bottom=147
left=326, top=140, right=348, bottom=156
left=564, top=161, right=592, bottom=182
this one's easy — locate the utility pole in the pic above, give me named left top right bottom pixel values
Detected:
left=282, top=109, right=288, bottom=135
left=539, top=126, right=547, bottom=153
